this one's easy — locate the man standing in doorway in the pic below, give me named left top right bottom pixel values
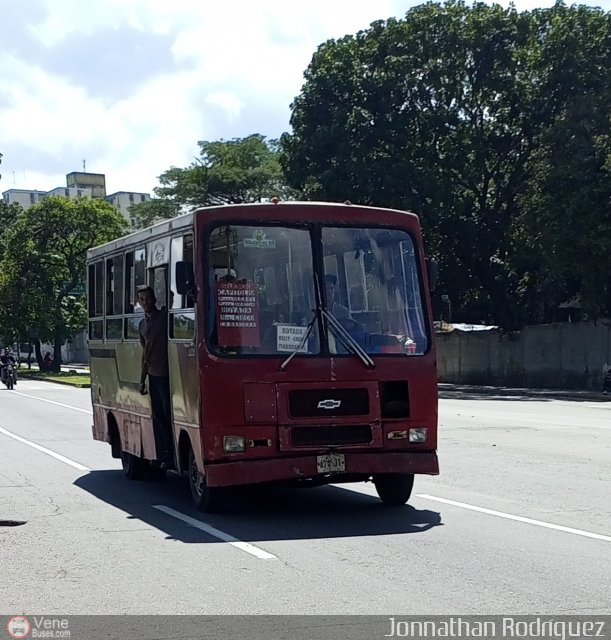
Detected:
left=138, top=285, right=174, bottom=467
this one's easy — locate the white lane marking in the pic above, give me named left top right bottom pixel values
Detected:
left=0, top=425, right=91, bottom=471
left=11, top=390, right=93, bottom=414
left=417, top=494, right=611, bottom=542
left=153, top=505, right=278, bottom=559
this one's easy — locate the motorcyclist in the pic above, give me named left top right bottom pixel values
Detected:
left=0, top=348, right=18, bottom=385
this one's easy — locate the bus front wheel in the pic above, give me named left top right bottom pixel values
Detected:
left=121, top=451, right=147, bottom=480
left=373, top=473, right=414, bottom=506
left=188, top=449, right=226, bottom=513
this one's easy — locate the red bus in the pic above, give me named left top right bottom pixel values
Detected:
left=87, top=201, right=438, bottom=511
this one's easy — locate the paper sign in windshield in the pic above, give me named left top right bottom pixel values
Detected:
left=216, top=281, right=260, bottom=347
left=276, top=324, right=308, bottom=352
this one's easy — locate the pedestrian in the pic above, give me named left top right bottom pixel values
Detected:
left=43, top=352, right=53, bottom=371
left=602, top=368, right=611, bottom=395
left=137, top=285, right=174, bottom=467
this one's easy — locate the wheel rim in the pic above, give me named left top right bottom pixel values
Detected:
left=189, top=455, right=204, bottom=498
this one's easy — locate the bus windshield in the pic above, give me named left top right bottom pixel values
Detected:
left=206, top=223, right=428, bottom=357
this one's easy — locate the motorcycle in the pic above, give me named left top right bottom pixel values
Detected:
left=2, top=362, right=15, bottom=390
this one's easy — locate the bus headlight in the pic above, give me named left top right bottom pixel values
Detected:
left=223, top=436, right=246, bottom=453
left=409, top=428, right=427, bottom=443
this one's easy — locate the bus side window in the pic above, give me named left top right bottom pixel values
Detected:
left=105, top=255, right=124, bottom=341
left=151, top=267, right=167, bottom=309
left=124, top=248, right=146, bottom=340
left=88, top=261, right=104, bottom=340
left=170, top=235, right=195, bottom=340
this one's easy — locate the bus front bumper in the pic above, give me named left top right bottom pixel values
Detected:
left=205, top=451, right=439, bottom=487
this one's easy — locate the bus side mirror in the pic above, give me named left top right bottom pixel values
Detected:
left=176, top=261, right=195, bottom=296
left=426, top=258, right=439, bottom=292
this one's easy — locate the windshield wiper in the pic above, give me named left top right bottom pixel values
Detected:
left=280, top=274, right=375, bottom=370
left=279, top=311, right=319, bottom=371
left=320, top=307, right=375, bottom=369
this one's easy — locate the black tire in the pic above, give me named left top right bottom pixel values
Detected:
left=7, top=378, right=13, bottom=390
left=121, top=451, right=147, bottom=480
left=188, top=448, right=227, bottom=513
left=373, top=473, right=414, bottom=506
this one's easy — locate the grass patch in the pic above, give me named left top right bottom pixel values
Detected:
left=19, top=369, right=91, bottom=387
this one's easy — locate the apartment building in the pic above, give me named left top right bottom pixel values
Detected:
left=2, top=188, right=48, bottom=208
left=2, top=172, right=150, bottom=224
left=105, top=191, right=150, bottom=222
left=66, top=171, right=107, bottom=198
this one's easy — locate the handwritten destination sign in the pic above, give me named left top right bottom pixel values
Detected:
left=216, top=281, right=260, bottom=347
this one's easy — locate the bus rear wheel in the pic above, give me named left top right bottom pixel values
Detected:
left=188, top=449, right=227, bottom=513
left=121, top=451, right=147, bottom=480
left=373, top=473, right=414, bottom=506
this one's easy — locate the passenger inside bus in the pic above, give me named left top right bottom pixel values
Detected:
left=324, top=273, right=352, bottom=323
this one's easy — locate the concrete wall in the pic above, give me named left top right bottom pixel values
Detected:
left=437, top=321, right=611, bottom=390
left=25, top=332, right=89, bottom=366
left=61, top=331, right=89, bottom=364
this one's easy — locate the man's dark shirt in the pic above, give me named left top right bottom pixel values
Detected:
left=139, top=308, right=169, bottom=377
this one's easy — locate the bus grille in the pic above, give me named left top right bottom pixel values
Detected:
left=291, top=425, right=372, bottom=447
left=288, top=388, right=369, bottom=418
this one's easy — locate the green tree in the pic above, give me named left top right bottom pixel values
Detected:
left=0, top=199, right=22, bottom=242
left=128, top=198, right=181, bottom=230
left=516, top=4, right=611, bottom=321
left=281, top=1, right=611, bottom=328
left=0, top=200, right=23, bottom=345
left=0, top=197, right=127, bottom=368
left=155, top=134, right=295, bottom=208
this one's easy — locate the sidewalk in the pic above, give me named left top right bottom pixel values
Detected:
left=439, top=382, right=610, bottom=402
left=60, top=363, right=90, bottom=374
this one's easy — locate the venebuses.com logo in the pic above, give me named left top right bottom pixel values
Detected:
left=5, top=616, right=71, bottom=639
left=7, top=616, right=31, bottom=639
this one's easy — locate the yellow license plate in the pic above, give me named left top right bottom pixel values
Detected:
left=316, top=453, right=345, bottom=473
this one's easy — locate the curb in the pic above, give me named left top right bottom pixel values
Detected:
left=18, top=375, right=91, bottom=389
left=438, top=383, right=608, bottom=402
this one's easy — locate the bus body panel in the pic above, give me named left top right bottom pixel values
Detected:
left=168, top=340, right=199, bottom=428
left=205, top=451, right=439, bottom=487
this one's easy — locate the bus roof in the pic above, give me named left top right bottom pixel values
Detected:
left=87, top=201, right=420, bottom=260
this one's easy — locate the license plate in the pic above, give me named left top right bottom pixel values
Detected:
left=316, top=453, right=345, bottom=474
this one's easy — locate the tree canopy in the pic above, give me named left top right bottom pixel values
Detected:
left=281, top=1, right=611, bottom=328
left=0, top=196, right=127, bottom=365
left=128, top=198, right=181, bottom=230
left=154, top=134, right=295, bottom=209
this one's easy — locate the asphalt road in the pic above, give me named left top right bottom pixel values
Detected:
left=0, top=381, right=609, bottom=615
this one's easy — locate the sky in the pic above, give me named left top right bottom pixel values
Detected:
left=1, top=0, right=610, bottom=196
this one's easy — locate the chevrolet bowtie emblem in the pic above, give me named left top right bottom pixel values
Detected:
left=317, top=399, right=341, bottom=410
